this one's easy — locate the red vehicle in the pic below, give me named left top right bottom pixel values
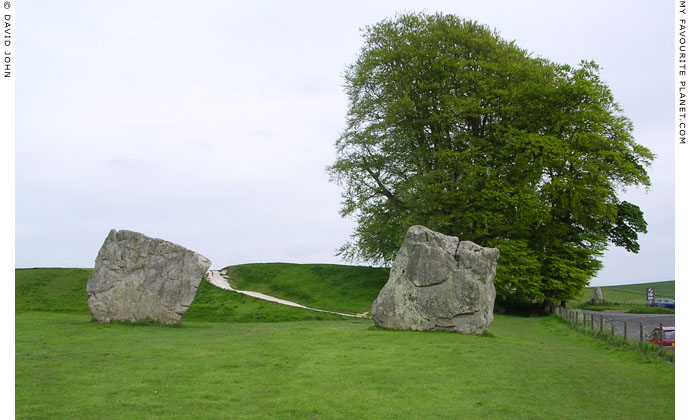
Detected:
left=647, top=327, right=675, bottom=349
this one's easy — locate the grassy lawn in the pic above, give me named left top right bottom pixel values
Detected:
left=16, top=312, right=674, bottom=420
left=15, top=268, right=675, bottom=419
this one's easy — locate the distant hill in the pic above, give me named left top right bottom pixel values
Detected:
left=574, top=280, right=675, bottom=305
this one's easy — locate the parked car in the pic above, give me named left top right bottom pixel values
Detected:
left=653, top=298, right=675, bottom=309
left=647, top=327, right=675, bottom=349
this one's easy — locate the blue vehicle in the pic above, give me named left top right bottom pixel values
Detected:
left=653, top=298, right=675, bottom=309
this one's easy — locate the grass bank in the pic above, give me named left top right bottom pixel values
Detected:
left=15, top=266, right=387, bottom=323
left=224, top=263, right=389, bottom=314
left=15, top=268, right=92, bottom=315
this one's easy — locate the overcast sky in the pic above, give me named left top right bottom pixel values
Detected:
left=16, top=0, right=675, bottom=287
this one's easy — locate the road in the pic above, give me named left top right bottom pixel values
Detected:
left=579, top=310, right=674, bottom=340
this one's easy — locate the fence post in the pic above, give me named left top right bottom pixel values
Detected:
left=583, top=313, right=586, bottom=328
left=639, top=323, right=643, bottom=343
left=599, top=315, right=603, bottom=333
left=611, top=322, right=614, bottom=336
left=624, top=322, right=627, bottom=342
left=659, top=323, right=663, bottom=348
left=590, top=314, right=593, bottom=330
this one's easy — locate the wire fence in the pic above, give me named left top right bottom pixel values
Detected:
left=553, top=306, right=669, bottom=348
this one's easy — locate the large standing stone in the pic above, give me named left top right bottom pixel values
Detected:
left=86, top=229, right=212, bottom=324
left=371, top=225, right=499, bottom=334
left=591, top=287, right=604, bottom=304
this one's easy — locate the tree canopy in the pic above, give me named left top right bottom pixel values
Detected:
left=328, top=12, right=654, bottom=302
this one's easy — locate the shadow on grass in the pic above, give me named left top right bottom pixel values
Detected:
left=366, top=324, right=496, bottom=338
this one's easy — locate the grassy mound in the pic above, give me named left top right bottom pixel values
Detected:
left=184, top=279, right=347, bottom=323
left=224, top=263, right=389, bottom=313
left=15, top=268, right=92, bottom=315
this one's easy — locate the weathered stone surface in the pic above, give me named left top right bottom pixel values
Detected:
left=591, top=287, right=604, bottom=304
left=86, top=229, right=211, bottom=324
left=371, top=225, right=499, bottom=334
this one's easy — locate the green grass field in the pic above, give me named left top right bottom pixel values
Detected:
left=16, top=267, right=675, bottom=419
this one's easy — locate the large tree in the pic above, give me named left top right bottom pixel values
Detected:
left=328, top=12, right=654, bottom=302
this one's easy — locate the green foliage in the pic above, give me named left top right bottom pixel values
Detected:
left=487, top=239, right=544, bottom=300
left=607, top=201, right=648, bottom=253
left=328, top=12, right=654, bottom=303
left=493, top=291, right=540, bottom=316
left=16, top=312, right=675, bottom=419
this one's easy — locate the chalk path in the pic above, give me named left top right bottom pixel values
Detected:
left=205, top=269, right=368, bottom=319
